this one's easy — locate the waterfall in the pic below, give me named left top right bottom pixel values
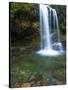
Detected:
left=40, top=5, right=52, bottom=50
left=37, top=4, right=64, bottom=56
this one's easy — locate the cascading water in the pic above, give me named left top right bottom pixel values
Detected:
left=37, top=4, right=64, bottom=56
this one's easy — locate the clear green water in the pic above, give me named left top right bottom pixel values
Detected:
left=10, top=47, right=66, bottom=88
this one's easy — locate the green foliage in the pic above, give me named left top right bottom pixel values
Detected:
left=10, top=2, right=66, bottom=46
left=10, top=2, right=39, bottom=44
